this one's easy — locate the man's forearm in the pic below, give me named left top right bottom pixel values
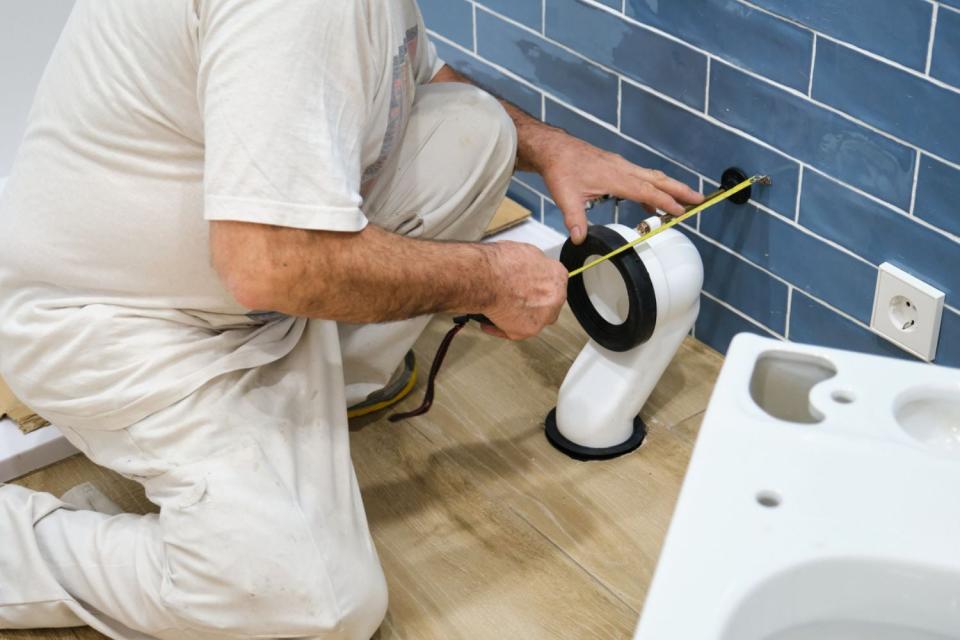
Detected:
left=212, top=221, right=499, bottom=322
left=431, top=65, right=562, bottom=173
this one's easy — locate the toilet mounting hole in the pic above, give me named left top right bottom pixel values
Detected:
left=756, top=491, right=782, bottom=508
left=831, top=390, right=855, bottom=404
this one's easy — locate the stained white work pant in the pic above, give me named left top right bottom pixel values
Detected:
left=0, top=82, right=517, bottom=639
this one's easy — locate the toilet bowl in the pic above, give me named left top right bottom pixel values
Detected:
left=894, top=385, right=960, bottom=451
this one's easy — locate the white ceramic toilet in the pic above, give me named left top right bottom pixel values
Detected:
left=634, top=333, right=960, bottom=639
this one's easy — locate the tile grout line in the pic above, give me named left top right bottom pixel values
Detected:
left=784, top=286, right=794, bottom=340
left=703, top=56, right=711, bottom=114
left=471, top=2, right=478, bottom=54
left=696, top=177, right=703, bottom=231
left=794, top=166, right=804, bottom=222
left=910, top=150, right=922, bottom=215
left=926, top=2, right=940, bottom=76
left=807, top=34, right=817, bottom=98
left=616, top=77, right=622, bottom=131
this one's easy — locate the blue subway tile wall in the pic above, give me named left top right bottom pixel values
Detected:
left=813, top=39, right=960, bottom=165
left=708, top=62, right=915, bottom=209
left=544, top=99, right=700, bottom=191
left=749, top=0, right=933, bottom=70
left=545, top=0, right=708, bottom=109
left=419, top=0, right=960, bottom=366
left=624, top=0, right=814, bottom=92
left=620, top=83, right=800, bottom=216
left=799, top=172, right=960, bottom=306
left=696, top=295, right=778, bottom=355
left=419, top=0, right=473, bottom=49
left=481, top=0, right=542, bottom=30
left=683, top=231, right=790, bottom=334
left=476, top=9, right=619, bottom=123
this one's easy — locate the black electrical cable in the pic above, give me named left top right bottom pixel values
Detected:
left=389, top=318, right=468, bottom=422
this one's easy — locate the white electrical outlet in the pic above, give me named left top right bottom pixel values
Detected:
left=870, top=263, right=944, bottom=361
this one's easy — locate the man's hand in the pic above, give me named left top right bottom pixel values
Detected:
left=430, top=65, right=704, bottom=245
left=536, top=130, right=704, bottom=244
left=481, top=242, right=568, bottom=340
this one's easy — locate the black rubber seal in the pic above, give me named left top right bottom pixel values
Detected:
left=561, top=225, right=657, bottom=352
left=544, top=408, right=646, bottom=461
left=722, top=166, right=751, bottom=205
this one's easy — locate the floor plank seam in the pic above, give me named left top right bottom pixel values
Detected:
left=505, top=504, right=640, bottom=616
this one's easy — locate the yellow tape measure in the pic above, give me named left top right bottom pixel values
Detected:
left=567, top=175, right=770, bottom=278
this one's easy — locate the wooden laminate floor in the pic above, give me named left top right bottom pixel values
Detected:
left=4, top=308, right=724, bottom=640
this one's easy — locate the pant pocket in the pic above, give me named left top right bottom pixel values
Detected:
left=150, top=439, right=343, bottom=637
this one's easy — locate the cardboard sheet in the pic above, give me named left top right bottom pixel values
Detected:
left=0, top=375, right=48, bottom=434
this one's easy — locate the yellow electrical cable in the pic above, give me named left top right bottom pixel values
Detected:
left=567, top=175, right=769, bottom=278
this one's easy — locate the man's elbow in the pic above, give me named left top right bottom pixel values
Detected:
left=222, top=268, right=278, bottom=312
left=210, top=220, right=292, bottom=312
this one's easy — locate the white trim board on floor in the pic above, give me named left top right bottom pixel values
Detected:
left=483, top=218, right=566, bottom=259
left=0, top=418, right=78, bottom=482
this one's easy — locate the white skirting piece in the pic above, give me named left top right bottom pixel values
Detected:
left=0, top=417, right=78, bottom=482
left=483, top=219, right=566, bottom=259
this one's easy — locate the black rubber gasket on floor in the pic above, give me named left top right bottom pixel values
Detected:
left=561, top=225, right=657, bottom=353
left=544, top=408, right=646, bottom=461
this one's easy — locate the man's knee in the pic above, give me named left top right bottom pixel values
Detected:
left=456, top=84, right=518, bottom=180
left=163, top=514, right=387, bottom=639
left=155, top=443, right=387, bottom=638
left=422, top=83, right=517, bottom=182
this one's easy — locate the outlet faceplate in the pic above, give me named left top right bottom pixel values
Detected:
left=870, top=263, right=944, bottom=361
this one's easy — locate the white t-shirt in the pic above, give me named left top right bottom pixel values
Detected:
left=0, top=0, right=443, bottom=429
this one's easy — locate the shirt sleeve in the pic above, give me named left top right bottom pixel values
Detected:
left=413, top=4, right=445, bottom=84
left=197, top=0, right=373, bottom=232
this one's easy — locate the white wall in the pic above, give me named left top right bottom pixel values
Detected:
left=0, top=0, right=76, bottom=177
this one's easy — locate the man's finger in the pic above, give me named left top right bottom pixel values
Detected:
left=621, top=182, right=685, bottom=216
left=645, top=170, right=703, bottom=205
left=557, top=196, right=588, bottom=245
